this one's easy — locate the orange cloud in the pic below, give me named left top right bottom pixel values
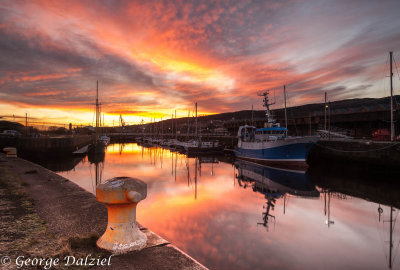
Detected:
left=0, top=0, right=399, bottom=125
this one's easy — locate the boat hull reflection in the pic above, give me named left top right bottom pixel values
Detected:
left=235, top=159, right=319, bottom=198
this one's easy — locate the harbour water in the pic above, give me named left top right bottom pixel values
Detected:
left=38, top=143, right=399, bottom=270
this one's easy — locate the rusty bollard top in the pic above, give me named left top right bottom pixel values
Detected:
left=96, top=177, right=147, bottom=204
left=96, top=177, right=148, bottom=254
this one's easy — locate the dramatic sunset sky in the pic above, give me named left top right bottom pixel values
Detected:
left=0, top=0, right=399, bottom=126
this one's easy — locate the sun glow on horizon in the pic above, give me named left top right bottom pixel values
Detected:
left=0, top=0, right=399, bottom=126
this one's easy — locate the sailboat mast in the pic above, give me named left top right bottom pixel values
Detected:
left=390, top=52, right=394, bottom=141
left=171, top=113, right=173, bottom=137
left=95, top=80, right=99, bottom=143
left=195, top=102, right=198, bottom=137
left=187, top=111, right=190, bottom=138
left=324, top=92, right=327, bottom=131
left=284, top=85, right=287, bottom=136
left=175, top=110, right=177, bottom=140
left=251, top=104, right=254, bottom=127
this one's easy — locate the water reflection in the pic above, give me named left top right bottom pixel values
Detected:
left=234, top=160, right=319, bottom=229
left=308, top=165, right=400, bottom=269
left=87, top=150, right=105, bottom=191
left=28, top=143, right=400, bottom=270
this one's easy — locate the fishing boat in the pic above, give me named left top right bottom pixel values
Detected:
left=99, top=135, right=110, bottom=146
left=235, top=87, right=319, bottom=169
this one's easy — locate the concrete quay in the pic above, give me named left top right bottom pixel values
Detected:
left=0, top=135, right=93, bottom=157
left=0, top=154, right=207, bottom=270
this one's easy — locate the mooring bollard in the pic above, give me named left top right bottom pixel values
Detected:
left=96, top=177, right=147, bottom=254
left=3, top=147, right=17, bottom=158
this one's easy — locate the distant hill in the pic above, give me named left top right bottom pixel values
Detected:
left=0, top=120, right=25, bottom=133
left=190, top=95, right=399, bottom=122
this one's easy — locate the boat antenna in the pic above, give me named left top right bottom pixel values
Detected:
left=257, top=89, right=276, bottom=124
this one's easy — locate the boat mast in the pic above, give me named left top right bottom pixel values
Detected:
left=324, top=92, right=327, bottom=131
left=175, top=110, right=177, bottom=140
left=284, top=85, right=287, bottom=136
left=195, top=102, right=198, bottom=137
left=187, top=111, right=190, bottom=138
left=95, top=80, right=99, bottom=143
left=251, top=104, right=254, bottom=127
left=390, top=52, right=394, bottom=141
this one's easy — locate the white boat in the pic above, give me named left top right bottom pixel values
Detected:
left=235, top=87, right=319, bottom=169
left=183, top=140, right=222, bottom=153
left=99, top=135, right=110, bottom=146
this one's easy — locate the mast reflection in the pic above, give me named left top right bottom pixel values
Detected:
left=234, top=159, right=319, bottom=229
left=88, top=149, right=105, bottom=192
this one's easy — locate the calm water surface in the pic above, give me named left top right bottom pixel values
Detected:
left=52, top=143, right=399, bottom=270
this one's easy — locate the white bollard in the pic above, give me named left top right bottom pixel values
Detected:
left=96, top=177, right=148, bottom=254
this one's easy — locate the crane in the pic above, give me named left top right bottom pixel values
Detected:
left=119, top=114, right=125, bottom=127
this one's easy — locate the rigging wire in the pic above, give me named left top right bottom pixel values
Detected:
left=392, top=53, right=400, bottom=108
left=284, top=88, right=298, bottom=134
